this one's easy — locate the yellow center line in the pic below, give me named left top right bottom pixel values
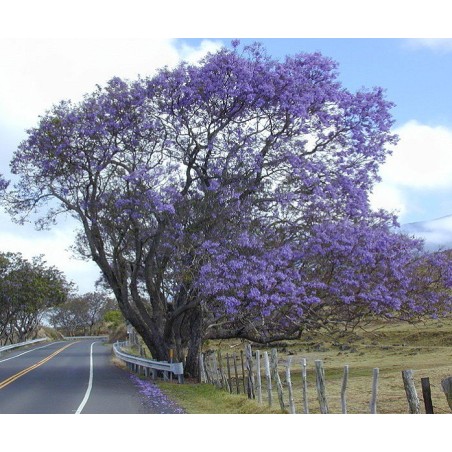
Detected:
left=0, top=341, right=79, bottom=390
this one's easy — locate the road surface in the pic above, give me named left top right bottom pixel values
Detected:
left=0, top=339, right=184, bottom=414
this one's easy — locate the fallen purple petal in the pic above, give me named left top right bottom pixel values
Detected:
left=129, top=374, right=185, bottom=414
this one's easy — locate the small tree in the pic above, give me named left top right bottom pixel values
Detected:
left=103, top=310, right=124, bottom=328
left=0, top=252, right=71, bottom=344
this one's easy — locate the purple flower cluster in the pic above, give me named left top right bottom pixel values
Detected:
left=129, top=374, right=185, bottom=414
left=0, top=174, right=9, bottom=191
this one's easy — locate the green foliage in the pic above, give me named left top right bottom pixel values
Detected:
left=0, top=251, right=71, bottom=344
left=103, top=310, right=124, bottom=328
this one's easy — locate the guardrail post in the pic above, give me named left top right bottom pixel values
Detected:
left=113, top=341, right=184, bottom=384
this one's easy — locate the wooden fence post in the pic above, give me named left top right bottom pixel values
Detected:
left=402, top=369, right=420, bottom=414
left=199, top=353, right=207, bottom=383
left=218, top=350, right=230, bottom=392
left=341, top=364, right=349, bottom=414
left=205, top=353, right=213, bottom=384
left=315, top=360, right=328, bottom=414
left=208, top=353, right=215, bottom=386
left=286, top=357, right=296, bottom=414
left=217, top=350, right=224, bottom=387
left=271, top=348, right=285, bottom=412
left=226, top=353, right=232, bottom=393
left=263, top=351, right=272, bottom=408
left=301, top=358, right=309, bottom=414
left=370, top=368, right=379, bottom=414
left=440, top=376, right=452, bottom=411
left=245, top=344, right=255, bottom=399
left=233, top=352, right=240, bottom=394
left=255, top=350, right=262, bottom=404
left=240, top=350, right=246, bottom=394
left=212, top=353, right=221, bottom=388
left=421, top=377, right=434, bottom=414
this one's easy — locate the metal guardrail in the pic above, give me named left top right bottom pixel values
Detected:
left=63, top=335, right=109, bottom=340
left=0, top=338, right=48, bottom=355
left=113, top=341, right=184, bottom=383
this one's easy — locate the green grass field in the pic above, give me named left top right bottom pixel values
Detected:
left=157, top=317, right=452, bottom=414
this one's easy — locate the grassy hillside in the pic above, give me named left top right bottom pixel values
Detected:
left=157, top=317, right=452, bottom=414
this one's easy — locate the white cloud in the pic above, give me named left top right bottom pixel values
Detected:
left=402, top=215, right=452, bottom=250
left=370, top=120, right=452, bottom=221
left=369, top=184, right=407, bottom=217
left=0, top=38, right=224, bottom=294
left=405, top=38, right=452, bottom=52
left=178, top=40, right=224, bottom=65
left=380, top=121, right=452, bottom=189
left=0, top=38, right=223, bottom=127
left=0, top=213, right=100, bottom=293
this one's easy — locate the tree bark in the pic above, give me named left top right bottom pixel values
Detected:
left=183, top=306, right=203, bottom=378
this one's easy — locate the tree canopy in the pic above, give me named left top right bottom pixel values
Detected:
left=0, top=252, right=70, bottom=345
left=1, top=42, right=451, bottom=375
left=49, top=291, right=116, bottom=336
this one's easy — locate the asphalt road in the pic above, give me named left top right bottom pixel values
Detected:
left=0, top=339, right=184, bottom=414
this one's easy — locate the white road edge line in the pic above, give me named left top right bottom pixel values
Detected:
left=0, top=342, right=64, bottom=364
left=75, top=341, right=98, bottom=414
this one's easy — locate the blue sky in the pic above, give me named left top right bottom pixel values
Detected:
left=218, top=38, right=452, bottom=225
left=223, top=39, right=452, bottom=127
left=1, top=5, right=452, bottom=293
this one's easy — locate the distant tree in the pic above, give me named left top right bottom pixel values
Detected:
left=0, top=252, right=70, bottom=344
left=1, top=42, right=451, bottom=375
left=48, top=297, right=84, bottom=337
left=0, top=253, right=15, bottom=344
left=49, top=291, right=115, bottom=336
left=103, top=309, right=124, bottom=329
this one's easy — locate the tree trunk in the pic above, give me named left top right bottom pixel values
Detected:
left=129, top=314, right=169, bottom=361
left=176, top=305, right=203, bottom=378
left=93, top=239, right=204, bottom=375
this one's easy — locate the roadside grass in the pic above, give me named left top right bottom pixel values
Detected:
left=121, top=317, right=452, bottom=414
left=157, top=380, right=282, bottom=414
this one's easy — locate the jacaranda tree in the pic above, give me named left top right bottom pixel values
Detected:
left=1, top=42, right=451, bottom=375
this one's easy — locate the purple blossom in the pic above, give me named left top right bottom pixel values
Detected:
left=129, top=374, right=185, bottom=414
left=0, top=174, right=9, bottom=191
